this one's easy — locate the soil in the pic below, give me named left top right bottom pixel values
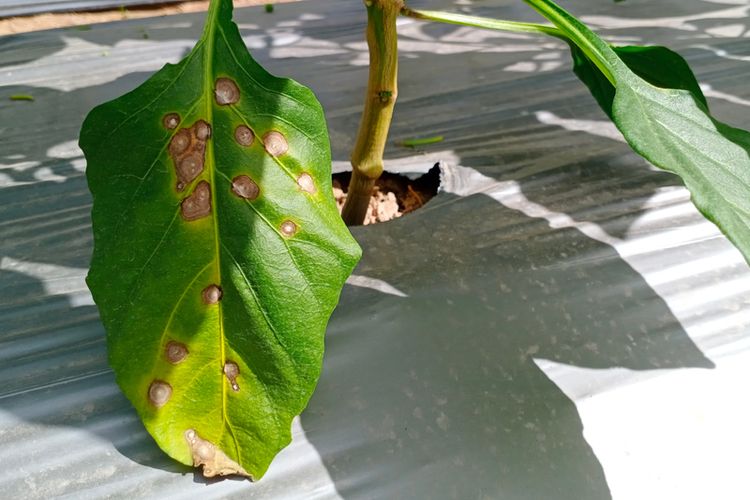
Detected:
left=332, top=163, right=441, bottom=225
left=0, top=0, right=291, bottom=35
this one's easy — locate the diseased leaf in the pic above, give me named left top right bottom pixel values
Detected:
left=526, top=0, right=750, bottom=265
left=79, top=0, right=360, bottom=480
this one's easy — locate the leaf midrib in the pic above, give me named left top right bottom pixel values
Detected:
left=202, top=0, right=240, bottom=460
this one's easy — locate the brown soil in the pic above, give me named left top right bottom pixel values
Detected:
left=333, top=164, right=441, bottom=225
left=0, top=0, right=293, bottom=35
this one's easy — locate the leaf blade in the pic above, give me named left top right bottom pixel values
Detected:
left=526, top=0, right=750, bottom=265
left=571, top=44, right=707, bottom=118
left=80, top=0, right=360, bottom=479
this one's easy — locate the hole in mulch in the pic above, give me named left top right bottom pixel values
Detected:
left=332, top=163, right=441, bottom=225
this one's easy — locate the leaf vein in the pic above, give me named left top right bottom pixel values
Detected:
left=110, top=99, right=202, bottom=237
left=217, top=25, right=307, bottom=109
left=220, top=241, right=292, bottom=355
left=215, top=170, right=324, bottom=309
left=126, top=207, right=181, bottom=303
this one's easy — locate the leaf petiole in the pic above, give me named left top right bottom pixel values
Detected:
left=400, top=6, right=568, bottom=42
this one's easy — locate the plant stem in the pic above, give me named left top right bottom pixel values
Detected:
left=342, top=0, right=403, bottom=226
left=342, top=1, right=573, bottom=226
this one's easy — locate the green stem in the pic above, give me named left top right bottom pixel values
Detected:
left=341, top=0, right=608, bottom=226
left=342, top=0, right=403, bottom=226
left=400, top=6, right=568, bottom=41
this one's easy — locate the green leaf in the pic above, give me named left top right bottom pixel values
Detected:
left=79, top=0, right=360, bottom=480
left=571, top=44, right=707, bottom=119
left=525, top=0, right=750, bottom=265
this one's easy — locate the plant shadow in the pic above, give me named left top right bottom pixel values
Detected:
left=0, top=175, right=199, bottom=478
left=301, top=187, right=713, bottom=499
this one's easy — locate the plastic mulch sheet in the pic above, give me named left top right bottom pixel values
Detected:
left=1, top=0, right=749, bottom=498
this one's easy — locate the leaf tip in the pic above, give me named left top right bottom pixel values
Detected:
left=184, top=429, right=254, bottom=480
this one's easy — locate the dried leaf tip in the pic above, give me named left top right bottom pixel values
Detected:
left=184, top=429, right=252, bottom=479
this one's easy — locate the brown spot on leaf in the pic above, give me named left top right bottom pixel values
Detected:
left=181, top=181, right=212, bottom=221
left=148, top=380, right=172, bottom=408
left=280, top=220, right=298, bottom=237
left=202, top=284, right=222, bottom=305
left=231, top=175, right=259, bottom=200
left=165, top=341, right=188, bottom=364
left=263, top=131, right=288, bottom=157
left=163, top=113, right=180, bottom=130
left=169, top=129, right=191, bottom=156
left=169, top=121, right=210, bottom=192
left=195, top=120, right=211, bottom=140
left=215, top=77, right=240, bottom=105
left=177, top=153, right=203, bottom=184
left=224, top=361, right=240, bottom=392
left=234, top=125, right=254, bottom=146
left=184, top=429, right=251, bottom=479
left=297, top=172, right=316, bottom=194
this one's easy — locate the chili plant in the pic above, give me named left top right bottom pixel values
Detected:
left=79, top=0, right=750, bottom=480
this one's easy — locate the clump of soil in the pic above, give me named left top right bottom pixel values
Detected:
left=332, top=163, right=440, bottom=225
